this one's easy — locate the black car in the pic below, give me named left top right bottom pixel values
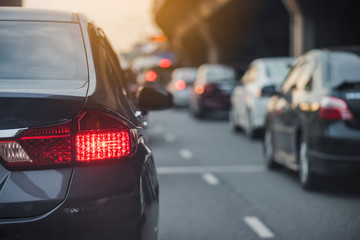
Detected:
left=189, top=64, right=236, bottom=118
left=264, top=49, right=360, bottom=190
left=0, top=8, right=172, bottom=239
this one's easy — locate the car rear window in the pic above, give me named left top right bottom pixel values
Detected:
left=206, top=66, right=235, bottom=83
left=329, top=52, right=360, bottom=86
left=0, top=21, right=87, bottom=88
left=174, top=69, right=197, bottom=83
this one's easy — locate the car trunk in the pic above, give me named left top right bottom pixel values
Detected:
left=0, top=86, right=88, bottom=219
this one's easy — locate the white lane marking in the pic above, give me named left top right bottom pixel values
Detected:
left=244, top=216, right=275, bottom=239
left=157, top=165, right=265, bottom=174
left=179, top=149, right=193, bottom=159
left=202, top=173, right=220, bottom=186
left=164, top=133, right=176, bottom=143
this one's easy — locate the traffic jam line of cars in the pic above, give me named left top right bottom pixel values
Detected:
left=167, top=48, right=360, bottom=191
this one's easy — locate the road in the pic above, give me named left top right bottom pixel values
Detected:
left=148, top=109, right=360, bottom=240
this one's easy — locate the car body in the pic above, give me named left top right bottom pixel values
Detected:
left=189, top=64, right=236, bottom=118
left=230, top=57, right=293, bottom=138
left=0, top=8, right=172, bottom=239
left=263, top=49, right=360, bottom=189
left=167, top=68, right=197, bottom=107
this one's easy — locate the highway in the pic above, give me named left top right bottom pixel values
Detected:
left=148, top=109, right=360, bottom=240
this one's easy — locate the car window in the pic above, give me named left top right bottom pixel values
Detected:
left=329, top=52, right=360, bottom=86
left=266, top=62, right=291, bottom=82
left=242, top=66, right=258, bottom=85
left=296, top=59, right=317, bottom=92
left=205, top=66, right=235, bottom=83
left=0, top=21, right=87, bottom=84
left=280, top=60, right=305, bottom=93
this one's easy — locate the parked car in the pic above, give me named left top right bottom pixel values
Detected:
left=0, top=8, right=172, bottom=240
left=189, top=64, right=236, bottom=118
left=167, top=67, right=197, bottom=107
left=263, top=49, right=360, bottom=190
left=230, top=57, right=294, bottom=138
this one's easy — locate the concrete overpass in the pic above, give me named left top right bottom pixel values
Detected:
left=153, top=0, right=360, bottom=67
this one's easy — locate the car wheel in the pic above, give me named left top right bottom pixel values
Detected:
left=245, top=112, right=255, bottom=138
left=299, top=139, right=319, bottom=190
left=229, top=109, right=240, bottom=132
left=263, top=127, right=279, bottom=169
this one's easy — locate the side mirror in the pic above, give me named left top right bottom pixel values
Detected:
left=136, top=84, right=173, bottom=111
left=261, top=85, right=279, bottom=97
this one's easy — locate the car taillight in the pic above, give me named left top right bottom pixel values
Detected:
left=174, top=80, right=186, bottom=91
left=75, top=111, right=131, bottom=162
left=194, top=85, right=204, bottom=95
left=0, top=111, right=136, bottom=169
left=319, top=96, right=354, bottom=120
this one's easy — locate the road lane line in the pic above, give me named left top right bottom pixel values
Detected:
left=157, top=165, right=265, bottom=174
left=244, top=216, right=275, bottom=239
left=202, top=173, right=220, bottom=185
left=179, top=149, right=193, bottom=159
left=164, top=133, right=176, bottom=143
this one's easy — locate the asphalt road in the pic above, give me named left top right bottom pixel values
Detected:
left=148, top=109, right=360, bottom=240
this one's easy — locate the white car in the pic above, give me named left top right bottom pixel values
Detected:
left=230, top=57, right=294, bottom=138
left=168, top=67, right=197, bottom=107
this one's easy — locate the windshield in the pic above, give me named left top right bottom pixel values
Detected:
left=0, top=21, right=87, bottom=89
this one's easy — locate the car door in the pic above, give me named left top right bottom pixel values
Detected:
left=234, top=65, right=258, bottom=128
left=272, top=60, right=303, bottom=166
left=287, top=57, right=318, bottom=167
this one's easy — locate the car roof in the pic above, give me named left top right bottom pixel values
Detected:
left=252, top=57, right=294, bottom=65
left=0, top=7, right=78, bottom=22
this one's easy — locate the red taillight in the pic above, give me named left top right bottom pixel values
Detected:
left=145, top=71, right=157, bottom=82
left=319, top=96, right=354, bottom=120
left=75, top=111, right=131, bottom=162
left=174, top=80, right=186, bottom=91
left=0, top=111, right=135, bottom=169
left=158, top=59, right=172, bottom=68
left=18, top=123, right=73, bottom=166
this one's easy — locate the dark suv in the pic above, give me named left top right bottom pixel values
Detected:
left=0, top=8, right=172, bottom=239
left=264, top=49, right=360, bottom=190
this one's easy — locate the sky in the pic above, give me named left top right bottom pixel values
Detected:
left=24, top=0, right=161, bottom=53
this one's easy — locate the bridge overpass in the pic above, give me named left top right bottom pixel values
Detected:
left=153, top=0, right=360, bottom=67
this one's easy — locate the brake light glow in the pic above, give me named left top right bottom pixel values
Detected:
left=319, top=96, right=354, bottom=120
left=194, top=85, right=204, bottom=95
left=158, top=59, right=172, bottom=68
left=75, top=111, right=131, bottom=162
left=0, top=111, right=135, bottom=169
left=174, top=80, right=186, bottom=91
left=145, top=70, right=157, bottom=82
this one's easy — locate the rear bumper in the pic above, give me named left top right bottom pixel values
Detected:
left=201, top=96, right=231, bottom=111
left=0, top=191, right=142, bottom=240
left=308, top=150, right=360, bottom=176
left=0, top=142, right=159, bottom=240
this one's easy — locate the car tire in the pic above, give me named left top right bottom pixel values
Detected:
left=246, top=111, right=257, bottom=138
left=229, top=109, right=240, bottom=132
left=263, top=126, right=280, bottom=169
left=299, top=138, right=320, bottom=190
